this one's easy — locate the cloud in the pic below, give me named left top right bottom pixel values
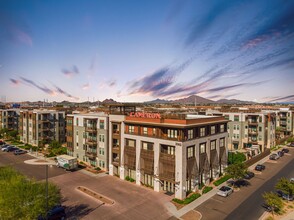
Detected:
left=82, top=83, right=90, bottom=90
left=10, top=78, right=21, bottom=86
left=61, top=65, right=79, bottom=77
left=53, top=85, right=79, bottom=100
left=268, top=95, right=294, bottom=103
left=20, top=77, right=55, bottom=95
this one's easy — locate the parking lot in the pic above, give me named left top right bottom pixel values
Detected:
left=0, top=150, right=174, bottom=220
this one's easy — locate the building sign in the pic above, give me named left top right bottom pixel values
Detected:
left=129, top=112, right=161, bottom=119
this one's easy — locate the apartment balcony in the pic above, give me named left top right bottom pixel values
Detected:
left=112, top=145, right=120, bottom=154
left=86, top=151, right=97, bottom=160
left=141, top=149, right=154, bottom=160
left=85, top=126, right=97, bottom=132
left=248, top=120, right=258, bottom=125
left=85, top=139, right=97, bottom=146
left=112, top=156, right=120, bottom=166
left=248, top=129, right=258, bottom=135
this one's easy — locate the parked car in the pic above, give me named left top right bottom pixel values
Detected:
left=269, top=154, right=279, bottom=160
left=262, top=203, right=279, bottom=212
left=38, top=205, right=66, bottom=220
left=227, top=179, right=250, bottom=187
left=289, top=142, right=294, bottom=147
left=276, top=190, right=294, bottom=201
left=7, top=146, right=18, bottom=152
left=282, top=148, right=289, bottom=153
left=0, top=144, right=9, bottom=150
left=0, top=140, right=5, bottom=145
left=217, top=186, right=233, bottom=197
left=277, top=151, right=284, bottom=157
left=290, top=178, right=294, bottom=183
left=255, top=164, right=265, bottom=171
left=2, top=145, right=12, bottom=152
left=243, top=171, right=255, bottom=179
left=14, top=149, right=27, bottom=155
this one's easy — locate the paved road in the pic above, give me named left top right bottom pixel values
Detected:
left=195, top=147, right=294, bottom=220
left=226, top=157, right=294, bottom=220
left=0, top=150, right=67, bottom=180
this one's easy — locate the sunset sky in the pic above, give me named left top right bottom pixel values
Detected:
left=0, top=0, right=294, bottom=103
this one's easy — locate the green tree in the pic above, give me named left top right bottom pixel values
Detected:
left=224, top=163, right=247, bottom=181
left=0, top=166, right=61, bottom=219
left=228, top=152, right=246, bottom=165
left=275, top=177, right=294, bottom=198
left=263, top=192, right=284, bottom=219
left=0, top=128, right=8, bottom=138
left=49, top=140, right=62, bottom=149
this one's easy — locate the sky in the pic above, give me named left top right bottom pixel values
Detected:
left=0, top=0, right=294, bottom=103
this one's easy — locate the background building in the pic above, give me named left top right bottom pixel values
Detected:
left=0, top=109, right=20, bottom=131
left=66, top=112, right=109, bottom=170
left=19, top=109, right=65, bottom=146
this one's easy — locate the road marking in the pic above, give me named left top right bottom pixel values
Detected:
left=210, top=197, right=225, bottom=203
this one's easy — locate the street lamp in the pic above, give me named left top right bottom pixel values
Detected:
left=24, top=158, right=55, bottom=218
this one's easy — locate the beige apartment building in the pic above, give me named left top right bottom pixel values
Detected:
left=108, top=105, right=228, bottom=200
left=274, top=108, right=293, bottom=137
left=19, top=109, right=65, bottom=146
left=0, top=109, right=20, bottom=131
left=206, top=109, right=276, bottom=155
left=66, top=112, right=109, bottom=170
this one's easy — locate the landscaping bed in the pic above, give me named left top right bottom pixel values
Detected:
left=77, top=186, right=114, bottom=205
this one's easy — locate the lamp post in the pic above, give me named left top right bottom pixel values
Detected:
left=24, top=158, right=55, bottom=218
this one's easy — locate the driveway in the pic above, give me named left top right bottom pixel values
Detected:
left=50, top=171, right=173, bottom=220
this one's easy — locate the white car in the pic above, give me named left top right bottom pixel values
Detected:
left=290, top=178, right=294, bottom=183
left=217, top=186, right=233, bottom=197
left=1, top=145, right=10, bottom=151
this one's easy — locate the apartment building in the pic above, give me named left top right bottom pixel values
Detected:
left=206, top=109, right=276, bottom=154
left=0, top=109, right=20, bottom=131
left=19, top=109, right=65, bottom=146
left=275, top=108, right=293, bottom=137
left=108, top=105, right=228, bottom=200
left=66, top=112, right=109, bottom=170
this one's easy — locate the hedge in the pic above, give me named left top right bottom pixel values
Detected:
left=213, top=175, right=231, bottom=186
left=172, top=193, right=201, bottom=204
left=202, top=186, right=213, bottom=194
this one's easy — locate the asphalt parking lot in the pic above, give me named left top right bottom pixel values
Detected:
left=0, top=150, right=174, bottom=220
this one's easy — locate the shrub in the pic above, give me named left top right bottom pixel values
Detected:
left=125, top=176, right=130, bottom=181
left=213, top=175, right=231, bottom=186
left=199, top=182, right=204, bottom=189
left=202, top=186, right=213, bottom=194
left=129, top=177, right=135, bottom=182
left=172, top=193, right=201, bottom=205
left=95, top=167, right=101, bottom=171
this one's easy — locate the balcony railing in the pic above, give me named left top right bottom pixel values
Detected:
left=86, top=151, right=97, bottom=159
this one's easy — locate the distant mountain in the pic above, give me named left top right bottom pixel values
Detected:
left=216, top=99, right=256, bottom=104
left=172, top=95, right=215, bottom=104
left=146, top=95, right=214, bottom=104
left=145, top=99, right=171, bottom=104
left=102, top=98, right=117, bottom=104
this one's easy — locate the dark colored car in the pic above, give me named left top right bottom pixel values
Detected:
left=282, top=148, right=289, bottom=153
left=243, top=171, right=255, bottom=179
left=290, top=142, right=294, bottom=147
left=14, top=149, right=27, bottom=155
left=276, top=190, right=294, bottom=201
left=277, top=151, right=284, bottom=157
left=262, top=203, right=279, bottom=212
left=38, top=206, right=66, bottom=220
left=255, top=164, right=265, bottom=171
left=227, top=179, right=250, bottom=187
left=0, top=140, right=5, bottom=145
left=7, top=146, right=18, bottom=152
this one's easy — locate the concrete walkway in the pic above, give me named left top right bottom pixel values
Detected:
left=282, top=210, right=294, bottom=220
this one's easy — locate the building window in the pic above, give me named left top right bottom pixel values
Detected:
left=152, top=128, right=156, bottom=136
left=188, top=129, right=194, bottom=139
left=187, top=146, right=194, bottom=158
left=76, top=118, right=79, bottom=126
left=99, top=134, right=105, bottom=142
left=99, top=148, right=105, bottom=155
left=126, top=138, right=135, bottom=147
left=220, top=124, right=224, bottom=132
left=167, top=129, right=178, bottom=138
left=161, top=145, right=175, bottom=155
left=224, top=115, right=229, bottom=120
left=210, top=140, right=216, bottom=150
left=211, top=126, right=215, bottom=134
left=259, top=117, right=262, bottom=122
left=99, top=160, right=105, bottom=168
left=128, top=125, right=135, bottom=133
left=234, top=115, right=239, bottom=121
left=143, top=127, right=148, bottom=135
left=200, top=127, right=205, bottom=137
left=259, top=127, right=262, bottom=132
left=237, top=125, right=240, bottom=130
left=200, top=143, right=206, bottom=154
left=220, top=138, right=225, bottom=148
left=142, top=142, right=153, bottom=151
left=99, top=120, right=105, bottom=129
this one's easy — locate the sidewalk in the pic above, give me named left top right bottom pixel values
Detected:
left=165, top=181, right=228, bottom=219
